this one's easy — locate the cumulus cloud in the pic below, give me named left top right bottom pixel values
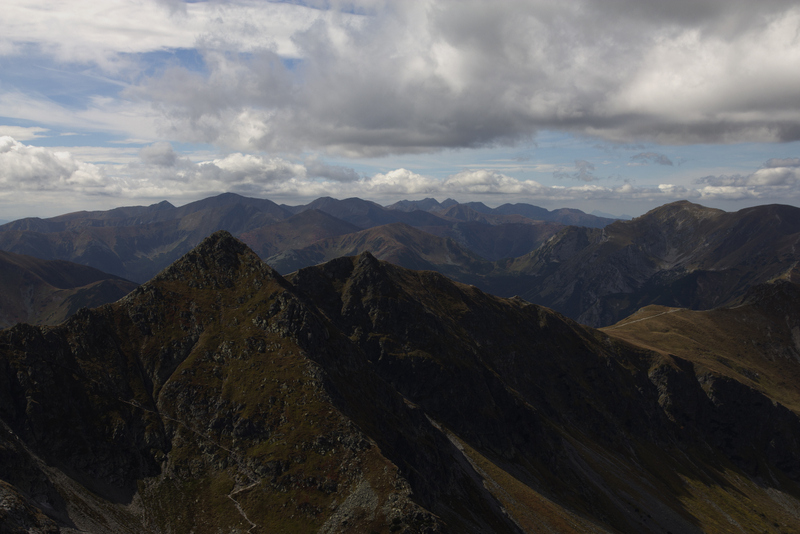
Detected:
left=630, top=152, right=674, bottom=166
left=3, top=1, right=800, bottom=158
left=139, top=142, right=179, bottom=167
left=205, top=154, right=307, bottom=185
left=3, top=136, right=800, bottom=215
left=0, top=136, right=110, bottom=192
left=112, top=0, right=800, bottom=156
left=693, top=155, right=800, bottom=202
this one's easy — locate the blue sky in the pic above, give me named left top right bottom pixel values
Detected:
left=1, top=0, right=800, bottom=220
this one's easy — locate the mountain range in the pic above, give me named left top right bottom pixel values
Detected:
left=495, top=201, right=800, bottom=326
left=2, top=231, right=800, bottom=532
left=0, top=194, right=608, bottom=284
left=5, top=195, right=800, bottom=330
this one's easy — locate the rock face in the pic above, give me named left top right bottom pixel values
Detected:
left=2, top=232, right=800, bottom=533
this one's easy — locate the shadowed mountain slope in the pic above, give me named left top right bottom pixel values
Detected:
left=238, top=209, right=362, bottom=259
left=495, top=200, right=800, bottom=326
left=3, top=233, right=800, bottom=532
left=264, top=222, right=492, bottom=281
left=3, top=197, right=800, bottom=332
left=493, top=204, right=615, bottom=228
left=386, top=199, right=615, bottom=228
left=422, top=220, right=564, bottom=261
left=0, top=195, right=611, bottom=286
left=0, top=250, right=137, bottom=328
left=286, top=197, right=404, bottom=228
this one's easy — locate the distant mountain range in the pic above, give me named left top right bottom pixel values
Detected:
left=1, top=195, right=799, bottom=328
left=0, top=249, right=137, bottom=329
left=493, top=200, right=800, bottom=325
left=2, top=231, right=800, bottom=532
left=0, top=194, right=609, bottom=285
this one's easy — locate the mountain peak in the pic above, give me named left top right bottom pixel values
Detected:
left=643, top=199, right=725, bottom=222
left=151, top=230, right=278, bottom=289
left=150, top=200, right=175, bottom=210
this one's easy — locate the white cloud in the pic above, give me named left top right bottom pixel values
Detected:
left=0, top=92, right=162, bottom=142
left=0, top=136, right=111, bottom=192
left=4, top=1, right=800, bottom=159
left=206, top=153, right=308, bottom=184
left=696, top=157, right=800, bottom=190
left=125, top=0, right=800, bottom=155
left=0, top=125, right=50, bottom=141
left=0, top=1, right=354, bottom=66
left=3, top=136, right=800, bottom=219
left=363, top=168, right=440, bottom=194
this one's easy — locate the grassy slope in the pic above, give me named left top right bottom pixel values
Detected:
left=602, top=281, right=800, bottom=413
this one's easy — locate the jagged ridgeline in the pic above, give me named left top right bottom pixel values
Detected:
left=2, top=232, right=800, bottom=533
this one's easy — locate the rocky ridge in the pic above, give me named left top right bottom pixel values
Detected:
left=2, top=232, right=800, bottom=532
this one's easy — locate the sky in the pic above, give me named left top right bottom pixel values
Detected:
left=1, top=0, right=800, bottom=220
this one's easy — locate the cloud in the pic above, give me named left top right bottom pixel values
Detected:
left=697, top=156, right=800, bottom=189
left=3, top=137, right=800, bottom=215
left=0, top=1, right=348, bottom=66
left=0, top=91, right=162, bottom=142
left=0, top=125, right=50, bottom=141
left=630, top=152, right=673, bottom=166
left=554, top=160, right=598, bottom=182
left=0, top=136, right=110, bottom=192
left=205, top=153, right=307, bottom=185
left=304, top=156, right=360, bottom=182
left=765, top=157, right=800, bottom=168
left=139, top=142, right=178, bottom=167
left=117, top=0, right=800, bottom=156
left=4, top=1, right=800, bottom=158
